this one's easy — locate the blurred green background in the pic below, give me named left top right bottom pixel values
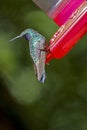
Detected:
left=0, top=0, right=87, bottom=130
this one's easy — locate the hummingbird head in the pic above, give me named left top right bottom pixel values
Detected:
left=10, top=29, right=32, bottom=42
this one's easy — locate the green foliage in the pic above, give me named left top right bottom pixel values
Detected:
left=0, top=0, right=87, bottom=130
left=0, top=32, right=18, bottom=76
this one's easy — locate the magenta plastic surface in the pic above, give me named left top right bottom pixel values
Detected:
left=32, top=0, right=86, bottom=26
left=54, top=0, right=85, bottom=26
left=46, top=1, right=87, bottom=63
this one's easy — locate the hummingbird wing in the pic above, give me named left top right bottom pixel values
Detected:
left=34, top=39, right=46, bottom=83
left=28, top=38, right=46, bottom=83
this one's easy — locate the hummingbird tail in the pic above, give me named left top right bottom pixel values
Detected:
left=39, top=71, right=46, bottom=83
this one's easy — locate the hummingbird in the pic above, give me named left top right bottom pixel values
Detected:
left=10, top=28, right=48, bottom=83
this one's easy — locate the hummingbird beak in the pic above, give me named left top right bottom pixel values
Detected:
left=10, top=34, right=23, bottom=42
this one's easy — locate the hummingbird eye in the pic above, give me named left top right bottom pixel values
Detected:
left=24, top=35, right=28, bottom=40
left=24, top=34, right=30, bottom=40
